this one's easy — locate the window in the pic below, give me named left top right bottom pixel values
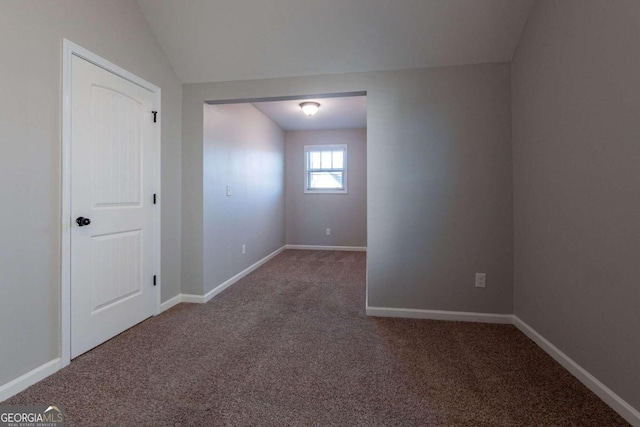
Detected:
left=304, top=144, right=347, bottom=193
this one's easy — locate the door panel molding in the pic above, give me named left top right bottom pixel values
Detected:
left=61, top=39, right=161, bottom=367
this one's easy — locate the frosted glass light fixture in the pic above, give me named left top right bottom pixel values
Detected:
left=300, top=102, right=320, bottom=117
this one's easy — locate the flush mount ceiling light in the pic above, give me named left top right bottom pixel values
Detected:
left=300, top=102, right=320, bottom=117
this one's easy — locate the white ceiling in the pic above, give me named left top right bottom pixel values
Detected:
left=251, top=95, right=366, bottom=131
left=136, top=0, right=535, bottom=84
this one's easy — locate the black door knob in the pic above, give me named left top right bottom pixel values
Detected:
left=76, top=217, right=91, bottom=227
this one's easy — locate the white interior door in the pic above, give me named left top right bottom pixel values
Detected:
left=71, top=55, right=157, bottom=358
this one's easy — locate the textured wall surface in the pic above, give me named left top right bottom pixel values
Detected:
left=183, top=62, right=513, bottom=315
left=203, top=104, right=285, bottom=295
left=0, top=0, right=182, bottom=386
left=285, top=129, right=367, bottom=248
left=512, top=0, right=640, bottom=411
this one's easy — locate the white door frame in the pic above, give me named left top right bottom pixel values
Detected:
left=61, top=39, right=161, bottom=367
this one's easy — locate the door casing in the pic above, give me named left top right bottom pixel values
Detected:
left=61, top=39, right=161, bottom=367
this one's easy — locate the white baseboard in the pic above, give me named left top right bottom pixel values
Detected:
left=0, top=307, right=636, bottom=425
left=0, top=358, right=62, bottom=402
left=179, top=294, right=205, bottom=304
left=202, top=246, right=286, bottom=303
left=285, top=244, right=367, bottom=252
left=159, top=294, right=182, bottom=313
left=367, top=308, right=639, bottom=424
left=513, top=317, right=640, bottom=427
left=366, top=306, right=513, bottom=324
left=162, top=246, right=287, bottom=308
left=160, top=292, right=206, bottom=310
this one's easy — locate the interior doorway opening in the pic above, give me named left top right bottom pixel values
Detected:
left=201, top=92, right=367, bottom=299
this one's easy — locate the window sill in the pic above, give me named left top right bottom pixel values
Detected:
left=304, top=189, right=348, bottom=195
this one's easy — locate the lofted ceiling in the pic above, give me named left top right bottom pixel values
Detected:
left=136, top=0, right=535, bottom=84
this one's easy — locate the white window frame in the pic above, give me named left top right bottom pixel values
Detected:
left=304, top=144, right=348, bottom=194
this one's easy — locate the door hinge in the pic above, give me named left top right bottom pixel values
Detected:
left=152, top=111, right=158, bottom=123
left=153, top=193, right=157, bottom=204
left=153, top=275, right=157, bottom=286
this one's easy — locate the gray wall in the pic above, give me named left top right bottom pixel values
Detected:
left=202, top=104, right=285, bottom=295
left=285, top=129, right=367, bottom=247
left=512, top=0, right=640, bottom=411
left=183, top=62, right=513, bottom=314
left=0, top=1, right=182, bottom=386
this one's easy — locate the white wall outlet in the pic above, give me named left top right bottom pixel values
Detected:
left=475, top=273, right=486, bottom=288
left=325, top=228, right=331, bottom=236
left=241, top=244, right=246, bottom=255
left=226, top=185, right=232, bottom=196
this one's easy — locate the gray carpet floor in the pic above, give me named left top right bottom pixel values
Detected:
left=5, top=250, right=628, bottom=426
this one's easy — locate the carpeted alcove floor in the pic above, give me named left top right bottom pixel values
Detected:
left=4, top=250, right=628, bottom=426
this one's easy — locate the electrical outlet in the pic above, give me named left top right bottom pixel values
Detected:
left=226, top=185, right=232, bottom=196
left=475, top=273, right=486, bottom=288
left=325, top=228, right=331, bottom=236
left=242, top=244, right=246, bottom=255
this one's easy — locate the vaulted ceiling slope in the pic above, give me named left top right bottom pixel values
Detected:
left=137, top=0, right=534, bottom=84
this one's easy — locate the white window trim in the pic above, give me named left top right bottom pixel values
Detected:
left=304, top=144, right=348, bottom=194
